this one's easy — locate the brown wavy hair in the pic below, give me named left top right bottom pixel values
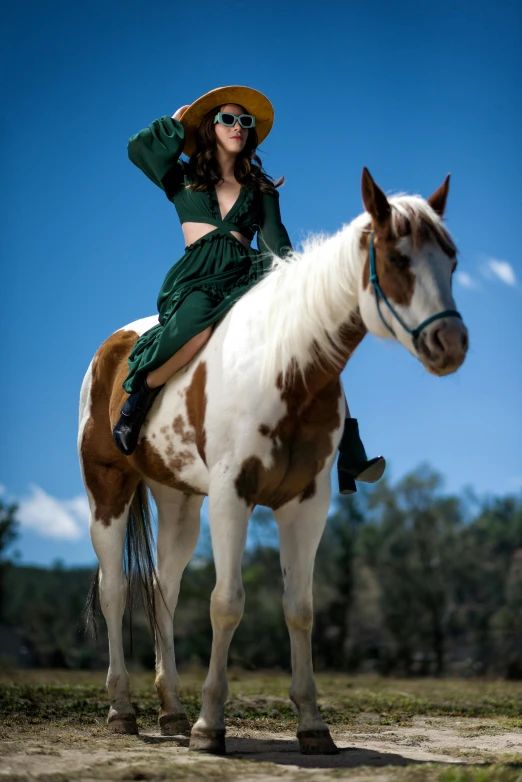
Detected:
left=186, top=104, right=283, bottom=194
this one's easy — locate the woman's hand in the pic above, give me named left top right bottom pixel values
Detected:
left=172, top=105, right=190, bottom=121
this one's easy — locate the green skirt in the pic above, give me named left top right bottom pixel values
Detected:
left=123, top=230, right=270, bottom=393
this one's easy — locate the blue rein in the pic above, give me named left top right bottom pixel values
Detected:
left=369, top=232, right=462, bottom=340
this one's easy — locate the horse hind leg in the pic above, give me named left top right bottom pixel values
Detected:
left=88, top=475, right=141, bottom=735
left=149, top=483, right=203, bottom=736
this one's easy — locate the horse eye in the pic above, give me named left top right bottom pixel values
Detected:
left=389, top=253, right=410, bottom=270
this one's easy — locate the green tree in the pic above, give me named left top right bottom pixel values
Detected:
left=0, top=498, right=20, bottom=622
left=458, top=494, right=522, bottom=676
left=314, top=492, right=365, bottom=669
left=359, top=466, right=462, bottom=675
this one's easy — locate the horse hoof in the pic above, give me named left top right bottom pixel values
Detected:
left=297, top=729, right=339, bottom=755
left=189, top=728, right=226, bottom=755
left=159, top=713, right=191, bottom=736
left=108, top=714, right=139, bottom=735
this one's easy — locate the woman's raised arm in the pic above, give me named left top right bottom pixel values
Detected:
left=127, top=106, right=190, bottom=195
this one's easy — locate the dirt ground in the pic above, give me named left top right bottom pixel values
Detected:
left=1, top=671, right=522, bottom=781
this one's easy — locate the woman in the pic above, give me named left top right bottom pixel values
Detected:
left=112, top=86, right=385, bottom=493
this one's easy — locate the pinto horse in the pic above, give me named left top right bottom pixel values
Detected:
left=79, top=169, right=468, bottom=755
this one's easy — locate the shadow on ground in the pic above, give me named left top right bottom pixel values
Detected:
left=138, top=734, right=440, bottom=770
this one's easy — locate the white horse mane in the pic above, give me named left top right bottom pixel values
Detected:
left=256, top=194, right=455, bottom=386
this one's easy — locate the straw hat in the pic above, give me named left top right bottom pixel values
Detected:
left=179, top=86, right=274, bottom=158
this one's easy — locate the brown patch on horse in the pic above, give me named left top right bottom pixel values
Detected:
left=392, top=203, right=456, bottom=257
left=235, top=457, right=261, bottom=505
left=81, top=330, right=204, bottom=526
left=132, top=437, right=201, bottom=495
left=360, top=169, right=457, bottom=311
left=236, top=373, right=341, bottom=509
left=238, top=310, right=367, bottom=510
left=361, top=229, right=415, bottom=307
left=185, top=362, right=207, bottom=464
left=361, top=199, right=457, bottom=303
left=299, top=481, right=316, bottom=503
left=81, top=330, right=142, bottom=526
left=337, top=308, right=368, bottom=364
left=236, top=356, right=354, bottom=510
left=173, top=415, right=196, bottom=445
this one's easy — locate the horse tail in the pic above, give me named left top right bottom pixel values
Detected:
left=125, top=481, right=162, bottom=646
left=85, top=481, right=163, bottom=647
left=85, top=565, right=100, bottom=640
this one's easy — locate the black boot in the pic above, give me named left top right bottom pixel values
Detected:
left=112, top=378, right=163, bottom=456
left=337, top=418, right=386, bottom=495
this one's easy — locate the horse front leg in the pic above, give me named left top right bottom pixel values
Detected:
left=189, top=473, right=250, bottom=755
left=150, top=484, right=202, bottom=736
left=274, top=473, right=339, bottom=755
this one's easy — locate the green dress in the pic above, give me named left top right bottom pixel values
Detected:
left=123, top=116, right=292, bottom=394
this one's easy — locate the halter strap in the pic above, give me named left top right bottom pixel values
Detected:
left=369, top=232, right=462, bottom=340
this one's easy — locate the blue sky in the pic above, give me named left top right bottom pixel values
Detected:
left=1, top=0, right=521, bottom=566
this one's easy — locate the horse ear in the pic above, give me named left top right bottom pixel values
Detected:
left=361, top=167, right=391, bottom=227
left=428, top=174, right=451, bottom=217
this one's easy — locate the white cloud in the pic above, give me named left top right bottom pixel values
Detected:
left=62, top=495, right=91, bottom=522
left=455, top=271, right=479, bottom=290
left=482, top=258, right=517, bottom=287
left=17, top=484, right=90, bottom=541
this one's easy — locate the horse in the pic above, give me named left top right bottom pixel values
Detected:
left=79, top=168, right=468, bottom=755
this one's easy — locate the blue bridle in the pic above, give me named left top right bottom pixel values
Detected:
left=369, top=232, right=462, bottom=340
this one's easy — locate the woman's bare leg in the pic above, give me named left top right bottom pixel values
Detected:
left=146, top=327, right=212, bottom=389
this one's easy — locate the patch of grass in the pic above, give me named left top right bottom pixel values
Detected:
left=2, top=671, right=522, bottom=733
left=436, top=766, right=522, bottom=782
left=327, top=765, right=522, bottom=782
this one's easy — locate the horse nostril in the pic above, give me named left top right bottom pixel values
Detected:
left=432, top=327, right=444, bottom=352
left=461, top=332, right=469, bottom=351
left=416, top=332, right=427, bottom=353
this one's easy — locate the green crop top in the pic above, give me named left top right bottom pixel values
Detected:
left=127, top=116, right=292, bottom=256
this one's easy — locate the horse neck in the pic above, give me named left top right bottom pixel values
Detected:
left=259, top=216, right=368, bottom=395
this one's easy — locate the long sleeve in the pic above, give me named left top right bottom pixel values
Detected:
left=257, top=190, right=292, bottom=259
left=127, top=116, right=185, bottom=198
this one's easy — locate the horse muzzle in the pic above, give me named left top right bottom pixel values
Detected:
left=415, top=318, right=469, bottom=376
